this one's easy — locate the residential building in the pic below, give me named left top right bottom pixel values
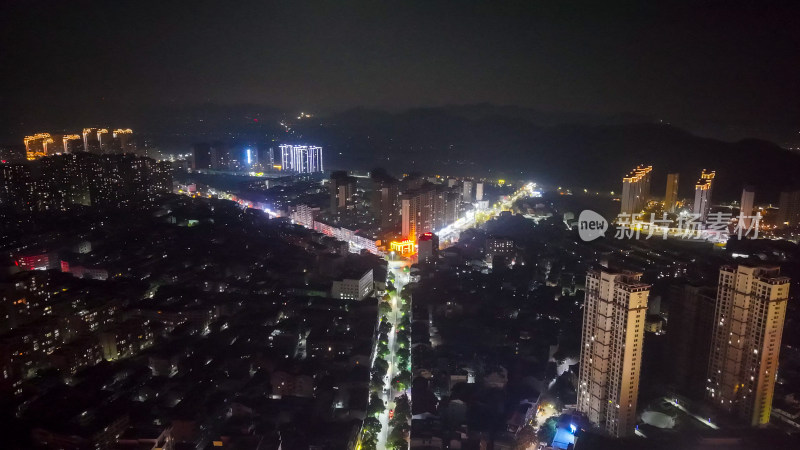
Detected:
left=370, top=173, right=399, bottom=230
left=462, top=180, right=473, bottom=203
left=417, top=232, right=439, bottom=262
left=24, top=133, right=53, bottom=160
left=97, top=129, right=112, bottom=153
left=706, top=265, right=790, bottom=426
left=401, top=184, right=460, bottom=240
left=279, top=144, right=323, bottom=173
left=620, top=165, right=652, bottom=215
left=82, top=128, right=101, bottom=154
left=664, top=173, right=679, bottom=213
left=210, top=142, right=231, bottom=170
left=291, top=204, right=319, bottom=228
left=112, top=129, right=134, bottom=153
left=257, top=145, right=274, bottom=170
left=777, top=190, right=800, bottom=228
left=330, top=171, right=357, bottom=212
left=62, top=135, right=83, bottom=153
left=578, top=269, right=650, bottom=437
left=331, top=269, right=374, bottom=300
left=693, top=169, right=715, bottom=222
left=740, top=187, right=755, bottom=229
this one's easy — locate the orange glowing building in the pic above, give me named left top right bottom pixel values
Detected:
left=693, top=169, right=716, bottom=221
left=24, top=133, right=54, bottom=160
left=390, top=239, right=415, bottom=255
left=63, top=134, right=82, bottom=153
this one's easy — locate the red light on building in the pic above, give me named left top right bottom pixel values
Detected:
left=17, top=253, right=51, bottom=270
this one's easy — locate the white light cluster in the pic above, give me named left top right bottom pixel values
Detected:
left=279, top=144, right=323, bottom=173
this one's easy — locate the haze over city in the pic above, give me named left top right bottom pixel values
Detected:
left=2, top=1, right=799, bottom=145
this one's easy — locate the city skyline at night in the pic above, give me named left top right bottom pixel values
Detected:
left=3, top=2, right=800, bottom=450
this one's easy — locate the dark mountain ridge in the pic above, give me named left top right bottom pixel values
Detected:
left=300, top=107, right=799, bottom=202
left=4, top=103, right=797, bottom=202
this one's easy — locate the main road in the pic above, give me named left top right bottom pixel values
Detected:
left=376, top=182, right=536, bottom=448
left=376, top=257, right=411, bottom=450
left=437, top=182, right=539, bottom=242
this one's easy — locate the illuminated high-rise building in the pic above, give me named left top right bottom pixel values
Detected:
left=664, top=173, right=679, bottom=213
left=330, top=171, right=357, bottom=212
left=693, top=169, right=715, bottom=221
left=620, top=165, right=652, bottom=215
left=706, top=265, right=790, bottom=426
left=462, top=180, right=473, bottom=203
left=243, top=147, right=254, bottom=168
left=370, top=172, right=399, bottom=230
left=578, top=269, right=650, bottom=437
left=83, top=128, right=101, bottom=154
left=112, top=129, right=134, bottom=153
left=290, top=204, right=319, bottom=228
left=0, top=163, right=33, bottom=209
left=279, top=144, right=323, bottom=173
left=401, top=184, right=460, bottom=240
left=443, top=189, right=460, bottom=225
left=402, top=189, right=431, bottom=241
left=24, top=133, right=53, bottom=160
left=3, top=153, right=171, bottom=211
left=97, top=129, right=111, bottom=153
left=475, top=182, right=484, bottom=202
left=400, top=197, right=413, bottom=239
left=81, top=154, right=172, bottom=207
left=63, top=135, right=83, bottom=153
left=740, top=187, right=755, bottom=229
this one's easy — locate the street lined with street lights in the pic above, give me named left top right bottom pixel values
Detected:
left=376, top=258, right=410, bottom=449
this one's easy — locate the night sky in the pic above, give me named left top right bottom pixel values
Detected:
left=2, top=0, right=799, bottom=143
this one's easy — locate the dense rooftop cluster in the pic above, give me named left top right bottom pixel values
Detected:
left=0, top=153, right=172, bottom=213
left=399, top=200, right=800, bottom=449
left=1, top=195, right=387, bottom=449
